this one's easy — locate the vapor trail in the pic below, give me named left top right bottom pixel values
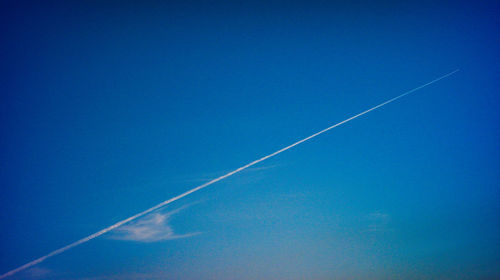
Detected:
left=0, top=69, right=458, bottom=279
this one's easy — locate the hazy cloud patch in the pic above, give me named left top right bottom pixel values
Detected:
left=24, top=267, right=51, bottom=279
left=364, top=211, right=392, bottom=233
left=110, top=205, right=200, bottom=242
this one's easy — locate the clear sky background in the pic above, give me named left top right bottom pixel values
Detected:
left=1, top=1, right=499, bottom=279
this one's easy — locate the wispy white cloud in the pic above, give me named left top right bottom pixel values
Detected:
left=110, top=205, right=200, bottom=242
left=179, top=164, right=282, bottom=183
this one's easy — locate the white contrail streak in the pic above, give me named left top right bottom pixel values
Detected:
left=0, top=69, right=458, bottom=279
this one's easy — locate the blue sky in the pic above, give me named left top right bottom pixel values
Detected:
left=1, top=1, right=499, bottom=279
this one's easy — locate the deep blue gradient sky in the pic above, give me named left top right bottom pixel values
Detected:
left=1, top=1, right=499, bottom=279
